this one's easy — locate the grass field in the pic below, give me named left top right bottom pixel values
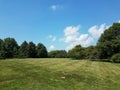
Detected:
left=0, top=58, right=120, bottom=90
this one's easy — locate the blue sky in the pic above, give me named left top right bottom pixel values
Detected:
left=0, top=0, right=120, bottom=51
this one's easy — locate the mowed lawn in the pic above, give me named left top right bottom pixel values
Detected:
left=0, top=58, right=120, bottom=90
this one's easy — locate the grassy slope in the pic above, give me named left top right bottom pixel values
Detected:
left=0, top=58, right=120, bottom=90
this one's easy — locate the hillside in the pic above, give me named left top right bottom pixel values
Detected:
left=0, top=58, right=120, bottom=90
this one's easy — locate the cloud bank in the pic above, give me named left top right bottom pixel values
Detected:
left=88, top=24, right=108, bottom=38
left=60, top=24, right=109, bottom=51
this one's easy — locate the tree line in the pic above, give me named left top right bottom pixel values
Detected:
left=0, top=38, right=48, bottom=59
left=68, top=23, right=120, bottom=63
left=0, top=37, right=68, bottom=59
left=0, top=22, right=120, bottom=63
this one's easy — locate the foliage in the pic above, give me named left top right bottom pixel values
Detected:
left=0, top=37, right=48, bottom=59
left=48, top=50, right=67, bottom=58
left=18, top=41, right=29, bottom=58
left=3, top=37, right=19, bottom=58
left=68, top=45, right=85, bottom=59
left=28, top=42, right=37, bottom=58
left=37, top=43, right=48, bottom=58
left=0, top=39, right=5, bottom=59
left=84, top=46, right=98, bottom=59
left=97, top=23, right=120, bottom=59
left=111, top=53, right=120, bottom=63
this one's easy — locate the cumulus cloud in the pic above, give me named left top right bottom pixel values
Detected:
left=50, top=5, right=63, bottom=11
left=60, top=23, right=110, bottom=50
left=88, top=24, right=108, bottom=38
left=49, top=45, right=55, bottom=51
left=60, top=25, right=94, bottom=51
left=61, top=25, right=80, bottom=43
left=66, top=36, right=94, bottom=50
left=48, top=35, right=56, bottom=41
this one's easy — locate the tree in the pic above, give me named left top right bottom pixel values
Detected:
left=48, top=50, right=67, bottom=58
left=28, top=42, right=37, bottom=58
left=55, top=50, right=67, bottom=58
left=19, top=41, right=29, bottom=58
left=4, top=37, right=19, bottom=58
left=97, top=23, right=120, bottom=59
left=37, top=43, right=48, bottom=58
left=68, top=45, right=85, bottom=59
left=0, top=39, right=5, bottom=59
left=84, top=46, right=98, bottom=59
left=111, top=53, right=120, bottom=63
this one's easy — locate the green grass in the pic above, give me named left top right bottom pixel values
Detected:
left=0, top=58, right=120, bottom=90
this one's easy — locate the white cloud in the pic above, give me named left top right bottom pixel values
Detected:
left=49, top=45, right=55, bottom=51
left=66, top=37, right=93, bottom=50
left=48, top=35, right=56, bottom=41
left=88, top=24, right=108, bottom=38
left=60, top=25, right=94, bottom=51
left=118, top=20, right=120, bottom=23
left=51, top=5, right=57, bottom=11
left=77, top=34, right=94, bottom=46
left=66, top=35, right=94, bottom=51
left=50, top=5, right=63, bottom=11
left=60, top=23, right=110, bottom=51
left=64, top=25, right=80, bottom=36
left=61, top=25, right=80, bottom=43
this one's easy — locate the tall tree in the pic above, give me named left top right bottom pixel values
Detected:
left=0, top=39, right=5, bottom=59
left=37, top=43, right=48, bottom=58
left=19, top=41, right=29, bottom=58
left=97, top=23, right=120, bottom=59
left=4, top=37, right=19, bottom=58
left=28, top=41, right=37, bottom=58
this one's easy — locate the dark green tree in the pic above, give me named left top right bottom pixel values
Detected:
left=97, top=23, right=120, bottom=59
left=0, top=39, right=6, bottom=59
left=4, top=37, right=19, bottom=58
left=48, top=50, right=57, bottom=58
left=48, top=50, right=67, bottom=58
left=28, top=41, right=37, bottom=58
left=37, top=43, right=48, bottom=58
left=111, top=53, right=120, bottom=63
left=19, top=41, right=29, bottom=58
left=68, top=45, right=85, bottom=59
left=84, top=46, right=98, bottom=59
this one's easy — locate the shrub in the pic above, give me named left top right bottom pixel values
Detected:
left=111, top=53, right=120, bottom=63
left=68, top=45, right=85, bottom=59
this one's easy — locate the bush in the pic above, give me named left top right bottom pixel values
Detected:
left=111, top=53, right=120, bottom=63
left=68, top=45, right=85, bottom=59
left=48, top=50, right=67, bottom=58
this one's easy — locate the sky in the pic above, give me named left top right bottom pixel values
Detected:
left=0, top=0, right=120, bottom=51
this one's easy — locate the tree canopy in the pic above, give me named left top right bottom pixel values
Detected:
left=19, top=41, right=29, bottom=58
left=0, top=38, right=48, bottom=59
left=37, top=43, right=48, bottom=58
left=84, top=46, right=98, bottom=59
left=68, top=45, right=85, bottom=59
left=97, top=23, right=120, bottom=59
left=4, top=38, right=19, bottom=58
left=0, top=39, right=5, bottom=59
left=48, top=50, right=67, bottom=58
left=28, top=42, right=37, bottom=58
